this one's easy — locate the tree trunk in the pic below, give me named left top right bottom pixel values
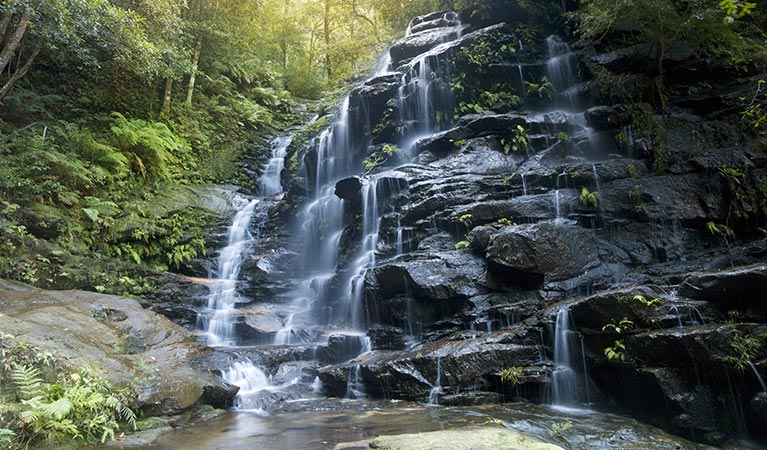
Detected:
left=0, top=44, right=41, bottom=101
left=0, top=11, right=13, bottom=39
left=162, top=77, right=173, bottom=113
left=324, top=0, right=332, bottom=81
left=186, top=35, right=202, bottom=106
left=0, top=7, right=31, bottom=75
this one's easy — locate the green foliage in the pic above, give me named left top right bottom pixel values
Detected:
left=720, top=0, right=757, bottom=23
left=579, top=187, right=600, bottom=208
left=706, top=221, right=735, bottom=239
left=633, top=295, right=662, bottom=308
left=500, top=366, right=524, bottom=386
left=498, top=218, right=515, bottom=226
left=741, top=80, right=766, bottom=133
left=501, top=125, right=529, bottom=154
left=109, top=113, right=185, bottom=180
left=452, top=214, right=473, bottom=228
left=604, top=339, right=627, bottom=362
left=8, top=365, right=136, bottom=445
left=454, top=240, right=471, bottom=250
left=725, top=329, right=761, bottom=370
left=524, top=77, right=554, bottom=99
left=602, top=317, right=635, bottom=334
left=628, top=103, right=667, bottom=172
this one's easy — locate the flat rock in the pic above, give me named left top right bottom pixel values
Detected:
left=361, top=425, right=563, bottom=450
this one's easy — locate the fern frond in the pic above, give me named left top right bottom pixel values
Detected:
left=11, top=364, right=44, bottom=400
left=42, top=397, right=72, bottom=421
left=120, top=404, right=137, bottom=430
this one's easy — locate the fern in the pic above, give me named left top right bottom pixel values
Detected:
left=0, top=428, right=16, bottom=445
left=11, top=364, right=44, bottom=401
left=110, top=112, right=182, bottom=180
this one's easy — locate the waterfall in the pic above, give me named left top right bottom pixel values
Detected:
left=551, top=308, right=588, bottom=407
left=222, top=360, right=270, bottom=411
left=545, top=35, right=581, bottom=110
left=261, top=135, right=292, bottom=196
left=427, top=356, right=442, bottom=406
left=553, top=190, right=562, bottom=223
left=345, top=337, right=371, bottom=399
left=748, top=361, right=767, bottom=394
left=199, top=198, right=259, bottom=347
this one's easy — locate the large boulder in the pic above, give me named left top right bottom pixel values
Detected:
left=678, top=265, right=767, bottom=316
left=0, top=285, right=233, bottom=415
left=484, top=222, right=600, bottom=287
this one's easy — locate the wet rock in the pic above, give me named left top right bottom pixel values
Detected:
left=359, top=425, right=564, bottom=450
left=319, top=329, right=542, bottom=400
left=390, top=26, right=464, bottom=66
left=317, top=334, right=368, bottom=364
left=368, top=325, right=406, bottom=350
left=439, top=391, right=501, bottom=406
left=0, top=287, right=233, bottom=415
left=585, top=105, right=630, bottom=130
left=678, top=265, right=767, bottom=315
left=485, top=222, right=599, bottom=287
left=335, top=176, right=362, bottom=202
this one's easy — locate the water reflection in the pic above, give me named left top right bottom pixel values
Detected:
left=95, top=400, right=715, bottom=450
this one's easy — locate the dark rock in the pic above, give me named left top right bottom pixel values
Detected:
left=390, top=26, right=463, bottom=66
left=316, top=334, right=368, bottom=364
left=368, top=325, right=406, bottom=350
left=335, top=176, right=362, bottom=201
left=585, top=105, right=631, bottom=130
left=485, top=222, right=600, bottom=287
left=678, top=265, right=767, bottom=315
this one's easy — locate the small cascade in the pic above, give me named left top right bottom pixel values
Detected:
left=345, top=338, right=371, bottom=399
left=748, top=361, right=767, bottom=393
left=521, top=173, right=528, bottom=196
left=545, top=35, right=581, bottom=110
left=551, top=308, right=588, bottom=407
left=261, top=135, right=292, bottom=196
left=222, top=360, right=271, bottom=411
left=553, top=190, right=562, bottom=223
left=395, top=214, right=405, bottom=256
left=427, top=356, right=442, bottom=406
left=199, top=198, right=259, bottom=346
left=396, top=14, right=462, bottom=148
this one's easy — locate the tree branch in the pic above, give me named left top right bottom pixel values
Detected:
left=0, top=7, right=31, bottom=75
left=0, top=43, right=41, bottom=102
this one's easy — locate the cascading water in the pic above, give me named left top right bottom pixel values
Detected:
left=545, top=35, right=581, bottom=110
left=261, top=135, right=292, bottom=196
left=551, top=308, right=588, bottom=407
left=198, top=198, right=260, bottom=346
left=222, top=360, right=271, bottom=411
left=277, top=13, right=464, bottom=341
left=427, top=356, right=442, bottom=406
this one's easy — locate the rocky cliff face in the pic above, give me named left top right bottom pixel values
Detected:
left=221, top=6, right=765, bottom=447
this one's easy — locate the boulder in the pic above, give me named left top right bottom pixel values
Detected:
left=678, top=265, right=767, bottom=315
left=334, top=176, right=362, bottom=201
left=0, top=285, right=234, bottom=415
left=485, top=222, right=599, bottom=287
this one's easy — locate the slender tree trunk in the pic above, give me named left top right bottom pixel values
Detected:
left=186, top=35, right=202, bottom=106
left=0, top=11, right=13, bottom=39
left=0, top=44, right=41, bottom=101
left=162, top=77, right=173, bottom=113
left=0, top=7, right=31, bottom=75
left=324, top=0, right=332, bottom=81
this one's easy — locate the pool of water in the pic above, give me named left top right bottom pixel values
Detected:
left=95, top=399, right=724, bottom=450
